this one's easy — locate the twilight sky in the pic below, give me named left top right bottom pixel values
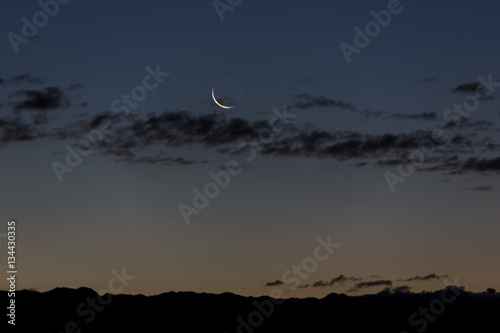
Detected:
left=1, top=0, right=499, bottom=298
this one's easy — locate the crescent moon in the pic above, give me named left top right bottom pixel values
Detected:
left=212, top=87, right=234, bottom=109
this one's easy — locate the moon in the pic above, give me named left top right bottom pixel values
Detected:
left=212, top=87, right=234, bottom=109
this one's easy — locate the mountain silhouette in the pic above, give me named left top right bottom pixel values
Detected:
left=2, top=287, right=498, bottom=332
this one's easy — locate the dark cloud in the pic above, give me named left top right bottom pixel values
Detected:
left=312, top=279, right=334, bottom=287
left=87, top=113, right=121, bottom=129
left=466, top=120, right=494, bottom=128
left=331, top=274, right=362, bottom=284
left=254, top=130, right=443, bottom=161
left=309, top=275, right=362, bottom=287
left=374, top=159, right=404, bottom=167
left=265, top=280, right=284, bottom=287
left=390, top=131, right=500, bottom=173
left=127, top=111, right=271, bottom=149
left=390, top=112, right=438, bottom=121
left=0, top=109, right=288, bottom=164
left=449, top=134, right=473, bottom=146
left=452, top=82, right=481, bottom=93
left=116, top=156, right=207, bottom=166
left=466, top=186, right=494, bottom=191
left=378, top=287, right=392, bottom=294
left=297, top=275, right=362, bottom=289
left=349, top=280, right=392, bottom=292
left=57, top=110, right=500, bottom=170
left=462, top=157, right=500, bottom=172
left=416, top=156, right=462, bottom=173
left=10, top=87, right=70, bottom=111
left=451, top=81, right=495, bottom=100
left=444, top=119, right=493, bottom=130
left=292, top=93, right=356, bottom=111
left=0, top=116, right=43, bottom=145
left=392, top=285, right=412, bottom=293
left=9, top=73, right=44, bottom=84
left=398, top=273, right=448, bottom=282
left=1, top=105, right=498, bottom=173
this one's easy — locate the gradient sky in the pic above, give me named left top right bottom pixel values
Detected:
left=1, top=0, right=499, bottom=298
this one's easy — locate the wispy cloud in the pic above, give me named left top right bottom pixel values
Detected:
left=392, top=285, right=412, bottom=293
left=68, top=83, right=85, bottom=91
left=452, top=82, right=480, bottom=93
left=9, top=73, right=44, bottom=85
left=265, top=280, right=284, bottom=287
left=116, top=156, right=208, bottom=166
left=466, top=186, right=494, bottom=191
left=398, top=273, right=448, bottom=282
left=348, top=280, right=392, bottom=292
left=389, top=112, right=438, bottom=121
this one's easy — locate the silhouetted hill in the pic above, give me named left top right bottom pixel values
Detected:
left=2, top=287, right=499, bottom=332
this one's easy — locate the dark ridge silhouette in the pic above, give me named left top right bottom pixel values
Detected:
left=2, top=287, right=499, bottom=332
